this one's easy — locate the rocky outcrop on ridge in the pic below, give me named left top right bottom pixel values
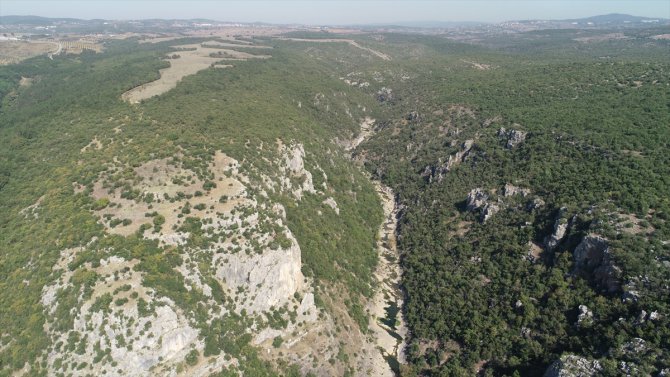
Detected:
left=543, top=355, right=602, bottom=377
left=573, top=235, right=622, bottom=293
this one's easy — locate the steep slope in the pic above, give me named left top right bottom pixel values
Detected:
left=0, top=37, right=390, bottom=376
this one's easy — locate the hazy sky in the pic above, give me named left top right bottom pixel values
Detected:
left=1, top=0, right=669, bottom=24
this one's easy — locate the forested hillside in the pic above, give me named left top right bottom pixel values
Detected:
left=352, top=31, right=670, bottom=376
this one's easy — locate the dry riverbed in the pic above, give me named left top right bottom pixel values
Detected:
left=348, top=117, right=407, bottom=376
left=367, top=181, right=407, bottom=376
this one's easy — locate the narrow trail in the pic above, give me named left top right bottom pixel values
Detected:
left=349, top=118, right=407, bottom=376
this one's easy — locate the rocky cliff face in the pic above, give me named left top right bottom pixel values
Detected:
left=573, top=235, right=622, bottom=293
left=545, top=207, right=569, bottom=251
left=278, top=142, right=317, bottom=200
left=422, top=139, right=474, bottom=183
left=42, top=255, right=211, bottom=376
left=214, top=226, right=304, bottom=313
left=465, top=184, right=535, bottom=223
left=465, top=188, right=501, bottom=222
left=40, top=147, right=343, bottom=376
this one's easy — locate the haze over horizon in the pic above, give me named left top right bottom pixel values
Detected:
left=1, top=0, right=669, bottom=25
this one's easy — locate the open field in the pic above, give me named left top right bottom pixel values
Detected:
left=0, top=39, right=102, bottom=65
left=0, top=40, right=57, bottom=65
left=278, top=37, right=392, bottom=60
left=122, top=41, right=271, bottom=103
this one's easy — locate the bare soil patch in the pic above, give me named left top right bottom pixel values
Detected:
left=462, top=59, right=492, bottom=70
left=19, top=76, right=35, bottom=87
left=616, top=212, right=654, bottom=236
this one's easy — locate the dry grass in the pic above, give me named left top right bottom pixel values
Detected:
left=278, top=37, right=392, bottom=61
left=616, top=212, right=654, bottom=236
left=528, top=241, right=544, bottom=261
left=186, top=26, right=291, bottom=38
left=90, top=151, right=249, bottom=242
left=461, top=59, right=493, bottom=70
left=19, top=76, right=35, bottom=87
left=0, top=41, right=57, bottom=65
left=201, top=40, right=273, bottom=49
left=453, top=220, right=472, bottom=237
left=59, top=40, right=103, bottom=54
left=80, top=137, right=103, bottom=153
left=122, top=41, right=271, bottom=103
left=138, top=36, right=185, bottom=44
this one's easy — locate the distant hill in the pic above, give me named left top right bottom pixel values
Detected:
left=361, top=20, right=488, bottom=29
left=503, top=13, right=669, bottom=31
left=574, top=13, right=667, bottom=23
left=0, top=15, right=81, bottom=25
left=1, top=13, right=667, bottom=32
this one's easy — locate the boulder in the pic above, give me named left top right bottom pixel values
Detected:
left=466, top=188, right=502, bottom=223
left=503, top=183, right=531, bottom=197
left=506, top=130, right=527, bottom=148
left=376, top=87, right=394, bottom=102
left=577, top=305, right=593, bottom=326
left=526, top=197, right=546, bottom=211
left=466, top=188, right=489, bottom=212
left=498, top=127, right=527, bottom=148
left=620, top=338, right=646, bottom=356
left=622, top=280, right=640, bottom=303
left=543, top=355, right=602, bottom=377
left=574, top=235, right=609, bottom=269
left=482, top=203, right=500, bottom=222
left=545, top=207, right=569, bottom=251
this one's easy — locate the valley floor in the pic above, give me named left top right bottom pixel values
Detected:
left=367, top=180, right=407, bottom=376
